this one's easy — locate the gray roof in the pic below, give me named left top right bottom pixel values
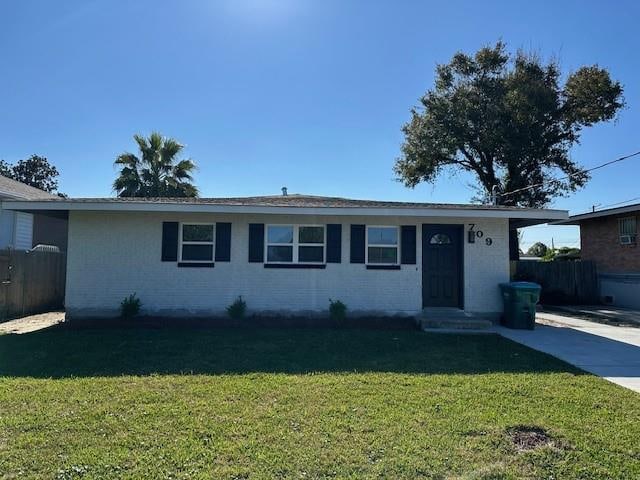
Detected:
left=1, top=193, right=568, bottom=226
left=0, top=175, right=58, bottom=200
left=23, top=193, right=549, bottom=212
left=554, top=202, right=640, bottom=225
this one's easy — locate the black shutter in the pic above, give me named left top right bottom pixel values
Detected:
left=161, top=222, right=179, bottom=262
left=350, top=224, right=365, bottom=263
left=215, top=222, right=232, bottom=262
left=401, top=225, right=416, bottom=264
left=248, top=223, right=264, bottom=262
left=326, top=224, right=342, bottom=263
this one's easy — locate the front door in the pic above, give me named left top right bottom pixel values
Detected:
left=422, top=224, right=463, bottom=308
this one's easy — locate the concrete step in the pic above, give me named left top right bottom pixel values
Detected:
left=421, top=318, right=494, bottom=330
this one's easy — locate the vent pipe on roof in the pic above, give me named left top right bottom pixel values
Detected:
left=491, top=185, right=499, bottom=205
left=281, top=187, right=288, bottom=196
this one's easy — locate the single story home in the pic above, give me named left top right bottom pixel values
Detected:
left=1, top=194, right=566, bottom=320
left=555, top=203, right=640, bottom=308
left=0, top=175, right=68, bottom=251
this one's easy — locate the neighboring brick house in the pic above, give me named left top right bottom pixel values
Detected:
left=558, top=203, right=640, bottom=308
left=1, top=194, right=565, bottom=321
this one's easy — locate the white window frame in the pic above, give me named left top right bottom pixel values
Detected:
left=366, top=225, right=400, bottom=266
left=619, top=216, right=637, bottom=245
left=179, top=222, right=215, bottom=263
left=265, top=224, right=326, bottom=264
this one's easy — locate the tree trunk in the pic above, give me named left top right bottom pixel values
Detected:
left=509, top=228, right=520, bottom=261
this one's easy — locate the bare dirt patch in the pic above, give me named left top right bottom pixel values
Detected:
left=0, top=311, right=65, bottom=334
left=507, top=426, right=556, bottom=452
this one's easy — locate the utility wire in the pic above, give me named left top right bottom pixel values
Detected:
left=498, top=150, right=640, bottom=199
left=594, top=196, right=640, bottom=211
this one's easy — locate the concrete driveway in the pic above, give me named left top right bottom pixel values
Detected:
left=497, top=312, right=640, bottom=392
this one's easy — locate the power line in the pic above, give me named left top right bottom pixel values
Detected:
left=520, top=239, right=579, bottom=245
left=518, top=224, right=578, bottom=229
left=498, top=150, right=640, bottom=199
left=593, top=196, right=640, bottom=211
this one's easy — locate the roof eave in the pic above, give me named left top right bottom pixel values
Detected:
left=550, top=219, right=581, bottom=226
left=552, top=203, right=640, bottom=225
left=0, top=199, right=568, bottom=223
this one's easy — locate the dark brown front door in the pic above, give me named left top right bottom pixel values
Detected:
left=422, top=224, right=463, bottom=308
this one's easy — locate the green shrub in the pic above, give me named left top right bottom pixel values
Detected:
left=227, top=296, right=247, bottom=320
left=329, top=299, right=347, bottom=323
left=120, top=293, right=141, bottom=319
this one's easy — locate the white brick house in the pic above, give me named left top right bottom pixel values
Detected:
left=2, top=194, right=566, bottom=320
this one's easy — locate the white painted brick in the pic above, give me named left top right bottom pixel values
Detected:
left=65, top=211, right=509, bottom=318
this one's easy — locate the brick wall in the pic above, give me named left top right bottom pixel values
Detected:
left=65, top=211, right=509, bottom=318
left=581, top=213, right=640, bottom=272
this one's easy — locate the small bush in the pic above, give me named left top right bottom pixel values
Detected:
left=120, top=293, right=141, bottom=319
left=227, top=296, right=247, bottom=320
left=329, top=299, right=347, bottom=323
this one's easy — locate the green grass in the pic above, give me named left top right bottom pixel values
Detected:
left=0, top=327, right=638, bottom=479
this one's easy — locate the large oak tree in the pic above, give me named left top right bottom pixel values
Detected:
left=395, top=42, right=624, bottom=208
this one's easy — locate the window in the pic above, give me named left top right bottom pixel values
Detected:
left=180, top=223, right=214, bottom=262
left=619, top=217, right=637, bottom=245
left=267, top=226, right=293, bottom=262
left=430, top=233, right=451, bottom=245
left=366, top=226, right=399, bottom=265
left=266, top=225, right=325, bottom=263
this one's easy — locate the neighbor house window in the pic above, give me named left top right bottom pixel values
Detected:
left=266, top=225, right=325, bottom=263
left=619, top=217, right=637, bottom=245
left=366, top=226, right=399, bottom=264
left=180, top=223, right=214, bottom=262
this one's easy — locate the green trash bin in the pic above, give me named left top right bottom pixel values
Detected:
left=499, top=282, right=541, bottom=330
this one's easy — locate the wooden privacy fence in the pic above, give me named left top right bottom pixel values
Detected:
left=512, top=260, right=599, bottom=305
left=0, top=249, right=66, bottom=321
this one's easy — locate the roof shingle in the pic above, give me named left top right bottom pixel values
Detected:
left=25, top=193, right=545, bottom=211
left=0, top=175, right=58, bottom=200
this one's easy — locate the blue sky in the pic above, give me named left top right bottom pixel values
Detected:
left=1, top=0, right=639, bottom=250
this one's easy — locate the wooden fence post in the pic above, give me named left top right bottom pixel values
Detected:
left=512, top=260, right=599, bottom=304
left=0, top=249, right=66, bottom=321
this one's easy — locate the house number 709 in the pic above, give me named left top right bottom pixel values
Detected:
left=468, top=224, right=493, bottom=246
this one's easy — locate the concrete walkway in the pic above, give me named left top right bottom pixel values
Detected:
left=0, top=311, right=65, bottom=334
left=497, top=312, right=640, bottom=392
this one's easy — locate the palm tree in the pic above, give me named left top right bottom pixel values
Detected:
left=113, top=132, right=198, bottom=197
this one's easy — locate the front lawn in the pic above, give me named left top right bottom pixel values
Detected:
left=0, top=327, right=638, bottom=479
